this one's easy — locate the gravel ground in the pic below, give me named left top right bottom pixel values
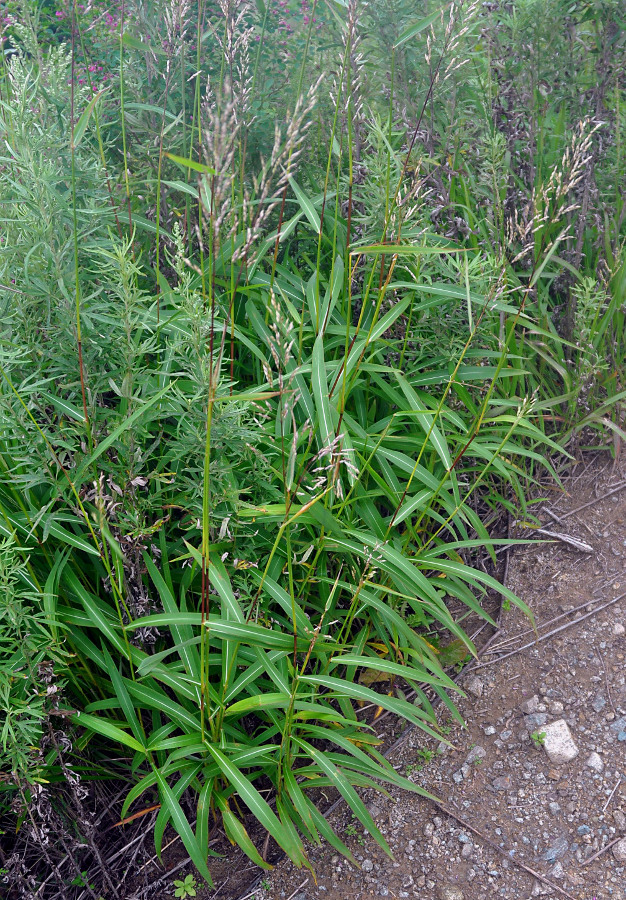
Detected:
left=242, top=457, right=626, bottom=900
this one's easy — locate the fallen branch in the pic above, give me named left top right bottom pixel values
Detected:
left=533, top=527, right=593, bottom=553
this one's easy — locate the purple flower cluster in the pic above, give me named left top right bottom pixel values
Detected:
left=55, top=1, right=123, bottom=32
left=261, top=0, right=324, bottom=54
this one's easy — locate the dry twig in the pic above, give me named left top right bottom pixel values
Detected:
left=601, top=778, right=622, bottom=814
left=468, top=590, right=626, bottom=670
left=555, top=480, right=626, bottom=520
left=434, top=801, right=578, bottom=900
left=580, top=835, right=622, bottom=867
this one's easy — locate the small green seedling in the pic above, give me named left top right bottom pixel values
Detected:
left=407, top=748, right=436, bottom=776
left=345, top=814, right=365, bottom=844
left=531, top=730, right=547, bottom=748
left=173, top=874, right=197, bottom=899
left=70, top=872, right=95, bottom=890
left=261, top=878, right=272, bottom=891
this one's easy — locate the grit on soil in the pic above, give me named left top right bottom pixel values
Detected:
left=232, top=455, right=626, bottom=900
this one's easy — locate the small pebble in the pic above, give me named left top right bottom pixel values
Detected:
left=362, top=859, right=374, bottom=872
left=466, top=676, right=484, bottom=698
left=586, top=751, right=604, bottom=772
left=613, top=622, right=625, bottom=635
left=543, top=836, right=569, bottom=862
left=524, top=713, right=548, bottom=730
left=492, top=776, right=511, bottom=791
left=465, top=745, right=486, bottom=766
left=520, top=694, right=541, bottom=714
left=613, top=838, right=626, bottom=862
left=613, top=810, right=626, bottom=830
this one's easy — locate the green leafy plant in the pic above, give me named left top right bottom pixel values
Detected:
left=531, top=730, right=547, bottom=748
left=173, top=874, right=197, bottom=899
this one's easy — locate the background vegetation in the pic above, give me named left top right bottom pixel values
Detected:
left=0, top=0, right=624, bottom=896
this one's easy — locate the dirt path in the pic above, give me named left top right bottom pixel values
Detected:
left=239, top=456, right=626, bottom=900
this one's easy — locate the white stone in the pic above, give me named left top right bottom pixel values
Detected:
left=437, top=886, right=464, bottom=900
left=541, top=719, right=579, bottom=765
left=613, top=622, right=625, bottom=636
left=613, top=837, right=626, bottom=862
left=586, top=751, right=604, bottom=772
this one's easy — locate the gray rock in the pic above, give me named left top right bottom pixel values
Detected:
left=437, top=886, right=465, bottom=900
left=577, top=825, right=591, bottom=835
left=423, top=822, right=434, bottom=838
left=613, top=810, right=626, bottom=830
left=610, top=716, right=626, bottom=733
left=592, top=695, right=606, bottom=713
left=613, top=622, right=625, bottom=635
left=466, top=676, right=484, bottom=698
left=542, top=835, right=569, bottom=862
left=541, top=719, right=579, bottom=764
left=548, top=700, right=564, bottom=715
left=613, top=838, right=626, bottom=862
left=483, top=725, right=496, bottom=736
left=550, top=862, right=565, bottom=879
left=548, top=802, right=561, bottom=815
left=524, top=713, right=548, bottom=730
left=461, top=842, right=473, bottom=859
left=520, top=694, right=541, bottom=714
left=465, top=745, right=486, bottom=766
left=453, top=770, right=464, bottom=784
left=585, top=751, right=604, bottom=772
left=362, top=859, right=374, bottom=872
left=492, top=776, right=511, bottom=791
